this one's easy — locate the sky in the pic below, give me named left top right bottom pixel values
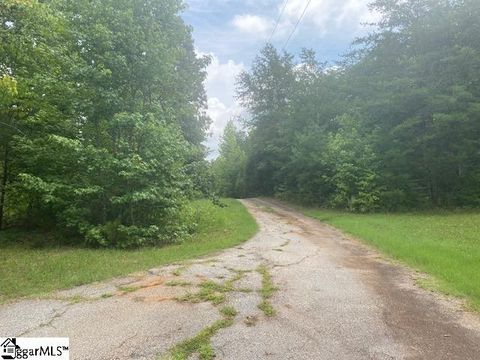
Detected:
left=182, top=0, right=378, bottom=158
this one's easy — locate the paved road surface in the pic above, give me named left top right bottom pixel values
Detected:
left=1, top=198, right=480, bottom=359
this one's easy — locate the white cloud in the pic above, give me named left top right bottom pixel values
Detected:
left=198, top=52, right=246, bottom=158
left=204, top=54, right=245, bottom=102
left=275, top=0, right=378, bottom=40
left=204, top=97, right=243, bottom=159
left=232, top=14, right=273, bottom=39
left=206, top=98, right=241, bottom=138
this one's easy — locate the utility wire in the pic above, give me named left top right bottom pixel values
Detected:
left=268, top=0, right=290, bottom=44
left=282, top=0, right=313, bottom=51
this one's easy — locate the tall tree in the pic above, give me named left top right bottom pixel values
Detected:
left=212, top=120, right=247, bottom=198
left=228, top=0, right=480, bottom=210
left=0, top=0, right=211, bottom=246
left=237, top=44, right=295, bottom=195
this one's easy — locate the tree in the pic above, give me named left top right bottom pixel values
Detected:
left=1, top=0, right=81, bottom=229
left=0, top=74, right=18, bottom=229
left=237, top=44, right=296, bottom=195
left=226, top=0, right=480, bottom=211
left=212, top=121, right=247, bottom=198
left=0, top=0, right=211, bottom=246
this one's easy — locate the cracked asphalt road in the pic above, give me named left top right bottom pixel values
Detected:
left=1, top=198, right=480, bottom=359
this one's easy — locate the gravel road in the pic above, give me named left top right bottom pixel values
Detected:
left=1, top=198, right=480, bottom=359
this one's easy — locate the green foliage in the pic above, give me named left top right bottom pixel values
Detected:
left=0, top=0, right=211, bottom=246
left=323, top=115, right=382, bottom=212
left=212, top=121, right=247, bottom=198
left=256, top=264, right=278, bottom=316
left=0, top=199, right=258, bottom=303
left=0, top=75, right=17, bottom=100
left=231, top=0, right=480, bottom=211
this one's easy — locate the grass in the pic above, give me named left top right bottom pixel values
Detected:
left=220, top=305, right=238, bottom=317
left=118, top=285, right=140, bottom=293
left=301, top=207, right=480, bottom=310
left=178, top=280, right=228, bottom=305
left=165, top=280, right=192, bottom=287
left=0, top=199, right=258, bottom=304
left=164, top=317, right=234, bottom=360
left=177, top=271, right=246, bottom=306
left=258, top=300, right=276, bottom=317
left=256, top=264, right=278, bottom=316
left=165, top=275, right=243, bottom=359
left=163, top=304, right=238, bottom=360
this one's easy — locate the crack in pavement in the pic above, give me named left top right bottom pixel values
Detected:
left=2, top=198, right=480, bottom=360
left=116, top=332, right=139, bottom=350
left=269, top=253, right=319, bottom=268
left=20, top=306, right=70, bottom=336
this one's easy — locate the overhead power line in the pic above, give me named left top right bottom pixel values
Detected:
left=268, top=0, right=290, bottom=43
left=282, top=0, right=313, bottom=51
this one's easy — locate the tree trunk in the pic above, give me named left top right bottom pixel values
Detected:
left=0, top=144, right=9, bottom=230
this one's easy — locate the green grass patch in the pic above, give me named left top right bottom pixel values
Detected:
left=301, top=207, right=480, bottom=310
left=165, top=280, right=192, bottom=287
left=257, top=265, right=278, bottom=299
left=118, top=285, right=140, bottom=293
left=0, top=199, right=258, bottom=303
left=163, top=274, right=242, bottom=359
left=164, top=318, right=234, bottom=360
left=163, top=304, right=237, bottom=360
left=224, top=269, right=246, bottom=290
left=256, top=264, right=278, bottom=316
left=219, top=305, right=238, bottom=318
left=177, top=270, right=246, bottom=306
left=178, top=280, right=228, bottom=305
left=258, top=300, right=276, bottom=317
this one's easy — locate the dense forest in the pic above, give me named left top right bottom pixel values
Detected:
left=214, top=0, right=480, bottom=212
left=2, top=0, right=480, bottom=249
left=0, top=0, right=211, bottom=247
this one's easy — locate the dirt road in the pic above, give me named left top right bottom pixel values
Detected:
left=1, top=198, right=480, bottom=359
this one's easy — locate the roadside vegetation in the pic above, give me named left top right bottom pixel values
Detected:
left=208, top=0, right=480, bottom=314
left=213, top=0, right=480, bottom=212
left=0, top=199, right=258, bottom=303
left=302, top=208, right=480, bottom=310
left=1, top=0, right=212, bottom=248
